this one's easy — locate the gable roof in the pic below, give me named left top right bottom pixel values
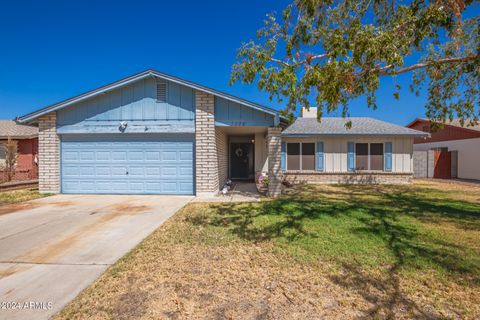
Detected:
left=282, top=117, right=428, bottom=136
left=0, top=120, right=38, bottom=139
left=17, top=69, right=284, bottom=124
left=406, top=118, right=480, bottom=132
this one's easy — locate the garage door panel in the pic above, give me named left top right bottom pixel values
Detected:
left=79, top=181, right=94, bottom=190
left=162, top=151, right=177, bottom=161
left=162, top=182, right=177, bottom=192
left=63, top=151, right=79, bottom=161
left=128, top=151, right=144, bottom=161
left=161, top=167, right=177, bottom=177
left=61, top=134, right=194, bottom=195
left=145, top=151, right=161, bottom=161
left=112, top=151, right=127, bottom=161
left=96, top=151, right=111, bottom=161
left=96, top=166, right=111, bottom=176
left=145, top=167, right=161, bottom=176
left=80, top=151, right=95, bottom=161
left=179, top=151, right=193, bottom=161
left=179, top=182, right=193, bottom=193
left=129, top=167, right=145, bottom=177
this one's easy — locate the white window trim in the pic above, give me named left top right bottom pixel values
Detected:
left=286, top=142, right=316, bottom=171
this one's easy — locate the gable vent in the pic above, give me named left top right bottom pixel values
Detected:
left=156, top=81, right=167, bottom=103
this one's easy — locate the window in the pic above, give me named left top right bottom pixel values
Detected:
left=355, top=143, right=384, bottom=171
left=287, top=142, right=315, bottom=171
left=302, top=143, right=315, bottom=170
left=287, top=143, right=300, bottom=170
left=355, top=143, right=368, bottom=170
left=370, top=143, right=384, bottom=170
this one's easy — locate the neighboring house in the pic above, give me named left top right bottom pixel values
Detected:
left=0, top=120, right=38, bottom=182
left=17, top=70, right=426, bottom=197
left=406, top=118, right=480, bottom=180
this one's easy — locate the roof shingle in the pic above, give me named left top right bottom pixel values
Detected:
left=0, top=120, right=38, bottom=139
left=282, top=117, right=428, bottom=136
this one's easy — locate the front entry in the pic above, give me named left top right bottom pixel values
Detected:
left=230, top=142, right=254, bottom=180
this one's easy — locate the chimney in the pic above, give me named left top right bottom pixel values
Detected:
left=301, top=107, right=317, bottom=118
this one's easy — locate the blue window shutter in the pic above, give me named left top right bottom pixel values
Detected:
left=281, top=142, right=286, bottom=172
left=347, top=142, right=355, bottom=172
left=385, top=142, right=393, bottom=172
left=316, top=142, right=324, bottom=171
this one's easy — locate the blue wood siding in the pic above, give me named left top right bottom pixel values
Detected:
left=347, top=142, right=355, bottom=172
left=57, top=78, right=195, bottom=134
left=316, top=142, right=324, bottom=171
left=61, top=134, right=194, bottom=195
left=384, top=142, right=393, bottom=172
left=214, top=97, right=275, bottom=126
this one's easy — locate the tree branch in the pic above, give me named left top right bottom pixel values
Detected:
left=377, top=55, right=479, bottom=76
left=269, top=53, right=329, bottom=67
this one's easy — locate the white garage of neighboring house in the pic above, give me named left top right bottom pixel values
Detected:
left=407, top=118, right=480, bottom=181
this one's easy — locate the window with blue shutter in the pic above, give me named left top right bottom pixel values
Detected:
left=281, top=142, right=286, bottom=172
left=316, top=142, right=324, bottom=171
left=347, top=142, right=355, bottom=172
left=384, top=142, right=392, bottom=172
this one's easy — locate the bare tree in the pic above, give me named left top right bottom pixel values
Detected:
left=2, top=137, right=18, bottom=182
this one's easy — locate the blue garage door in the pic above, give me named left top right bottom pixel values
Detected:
left=61, top=134, right=194, bottom=195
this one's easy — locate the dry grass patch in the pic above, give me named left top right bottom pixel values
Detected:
left=0, top=187, right=45, bottom=207
left=56, top=181, right=480, bottom=319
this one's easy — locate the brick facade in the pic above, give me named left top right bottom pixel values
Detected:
left=267, top=127, right=282, bottom=197
left=0, top=138, right=38, bottom=182
left=38, top=112, right=60, bottom=193
left=195, top=90, right=219, bottom=195
left=284, top=172, right=412, bottom=184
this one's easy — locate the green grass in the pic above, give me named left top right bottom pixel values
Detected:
left=188, top=183, right=480, bottom=283
left=0, top=187, right=45, bottom=206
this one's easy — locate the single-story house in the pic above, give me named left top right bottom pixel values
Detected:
left=0, top=120, right=38, bottom=181
left=282, top=108, right=428, bottom=184
left=17, top=70, right=427, bottom=197
left=406, top=118, right=480, bottom=180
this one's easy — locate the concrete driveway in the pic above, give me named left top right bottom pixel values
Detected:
left=0, top=194, right=193, bottom=320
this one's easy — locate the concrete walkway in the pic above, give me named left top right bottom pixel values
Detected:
left=0, top=194, right=192, bottom=320
left=192, top=182, right=262, bottom=203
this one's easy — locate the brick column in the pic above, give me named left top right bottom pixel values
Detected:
left=38, top=112, right=60, bottom=194
left=195, top=90, right=219, bottom=196
left=267, top=127, right=282, bottom=197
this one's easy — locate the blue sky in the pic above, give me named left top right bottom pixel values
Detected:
left=0, top=0, right=473, bottom=125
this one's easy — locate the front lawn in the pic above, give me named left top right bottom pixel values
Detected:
left=57, top=180, right=480, bottom=319
left=0, top=187, right=45, bottom=207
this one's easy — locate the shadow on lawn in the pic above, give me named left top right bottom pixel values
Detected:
left=188, top=184, right=480, bottom=318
